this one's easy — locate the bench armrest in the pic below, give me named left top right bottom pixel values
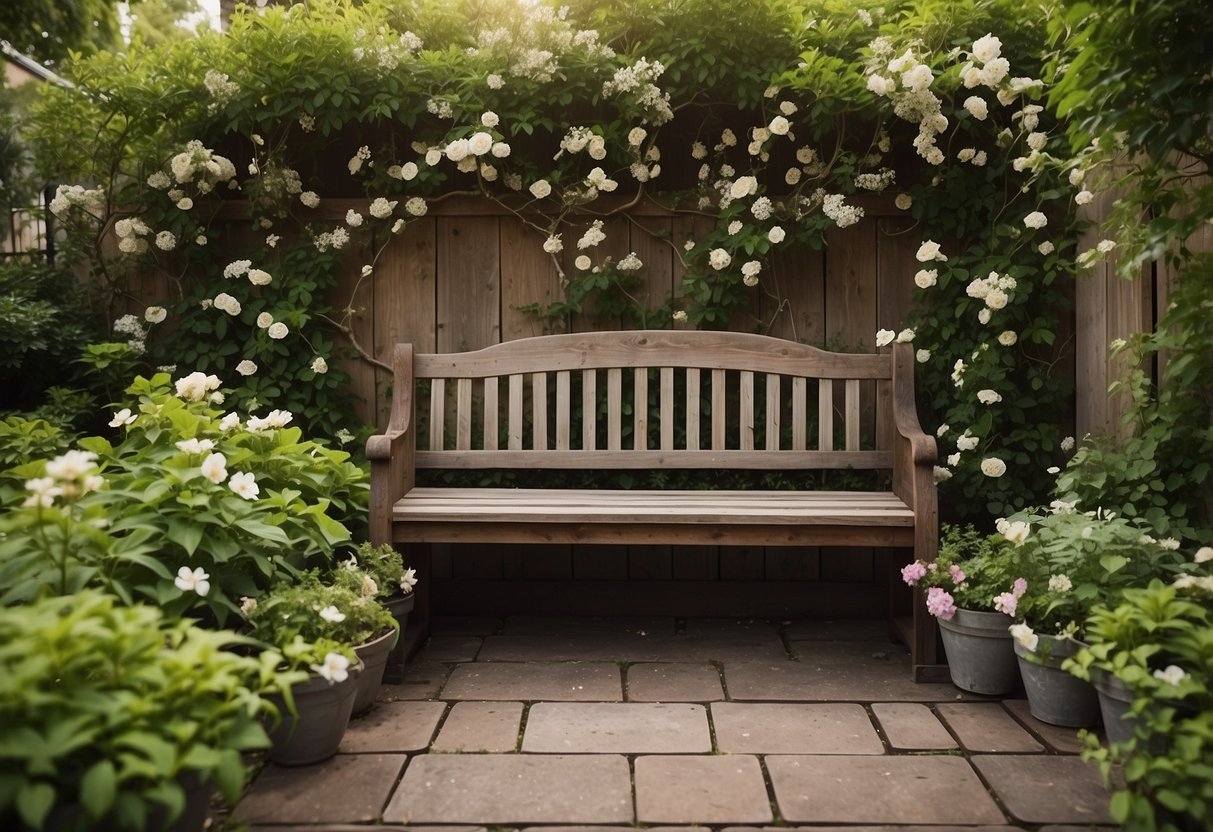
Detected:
left=890, top=342, right=938, bottom=562
left=367, top=344, right=416, bottom=546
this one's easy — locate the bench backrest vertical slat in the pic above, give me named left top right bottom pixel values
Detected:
left=508, top=374, right=524, bottom=450
left=711, top=368, right=726, bottom=450
left=660, top=367, right=674, bottom=450
left=766, top=374, right=781, bottom=451
left=607, top=367, right=622, bottom=450
left=582, top=369, right=597, bottom=450
left=456, top=377, right=472, bottom=450
left=556, top=371, right=571, bottom=450
left=429, top=377, right=445, bottom=450
left=533, top=372, right=548, bottom=450
left=792, top=376, right=807, bottom=451
left=634, top=368, right=649, bottom=450
left=686, top=368, right=701, bottom=450
left=740, top=371, right=754, bottom=450
left=818, top=378, right=834, bottom=451
left=484, top=377, right=498, bottom=450
left=845, top=378, right=860, bottom=451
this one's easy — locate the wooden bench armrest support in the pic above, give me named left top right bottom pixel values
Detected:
left=890, top=342, right=939, bottom=563
left=367, top=344, right=416, bottom=547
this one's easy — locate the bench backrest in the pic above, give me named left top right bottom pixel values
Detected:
left=389, top=331, right=912, bottom=472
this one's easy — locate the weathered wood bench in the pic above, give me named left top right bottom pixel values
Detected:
left=368, top=330, right=942, bottom=680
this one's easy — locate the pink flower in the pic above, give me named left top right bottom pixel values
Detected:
left=1012, top=577, right=1028, bottom=598
left=901, top=562, right=927, bottom=586
left=926, top=587, right=957, bottom=620
left=994, top=592, right=1018, bottom=616
left=949, top=564, right=966, bottom=585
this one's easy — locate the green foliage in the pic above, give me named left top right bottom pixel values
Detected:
left=0, top=591, right=300, bottom=831
left=0, top=416, right=71, bottom=474
left=0, top=0, right=123, bottom=67
left=902, top=523, right=1026, bottom=612
left=1064, top=580, right=1213, bottom=832
left=336, top=541, right=409, bottom=601
left=0, top=373, right=366, bottom=625
left=244, top=570, right=396, bottom=654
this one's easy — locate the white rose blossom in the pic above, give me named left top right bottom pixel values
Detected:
left=980, top=457, right=1007, bottom=478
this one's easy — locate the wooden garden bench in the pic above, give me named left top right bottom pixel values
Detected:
left=368, top=330, right=943, bottom=680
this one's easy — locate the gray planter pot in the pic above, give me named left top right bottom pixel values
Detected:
left=381, top=592, right=415, bottom=685
left=352, top=626, right=400, bottom=715
left=937, top=608, right=1020, bottom=695
left=1093, top=670, right=1137, bottom=745
left=268, top=661, right=362, bottom=766
left=1014, top=634, right=1101, bottom=727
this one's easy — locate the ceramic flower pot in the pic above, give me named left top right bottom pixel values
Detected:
left=1092, top=670, right=1137, bottom=745
left=351, top=626, right=400, bottom=714
left=267, top=661, right=362, bottom=766
left=1014, top=634, right=1101, bottom=727
left=937, top=608, right=1020, bottom=695
left=381, top=592, right=415, bottom=684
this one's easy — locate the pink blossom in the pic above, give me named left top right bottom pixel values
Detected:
left=949, top=564, right=966, bottom=585
left=901, top=562, right=927, bottom=586
left=994, top=592, right=1018, bottom=616
left=1012, top=577, right=1028, bottom=598
left=926, top=587, right=957, bottom=620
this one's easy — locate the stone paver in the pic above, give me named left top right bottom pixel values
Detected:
left=522, top=702, right=710, bottom=753
left=766, top=755, right=1006, bottom=825
left=479, top=631, right=787, bottom=662
left=936, top=702, right=1045, bottom=753
left=236, top=754, right=406, bottom=824
left=711, top=703, right=884, bottom=754
left=789, top=640, right=907, bottom=665
left=783, top=619, right=891, bottom=641
left=722, top=827, right=1022, bottom=832
left=384, top=754, right=632, bottom=824
left=379, top=661, right=450, bottom=701
left=431, top=701, right=523, bottom=752
left=341, top=700, right=446, bottom=753
left=1002, top=699, right=1088, bottom=753
left=627, top=662, right=724, bottom=701
left=441, top=662, right=622, bottom=701
left=417, top=635, right=483, bottom=662
left=973, top=755, right=1114, bottom=825
left=431, top=615, right=502, bottom=636
left=869, top=703, right=957, bottom=750
left=634, top=755, right=773, bottom=824
left=723, top=660, right=966, bottom=702
left=504, top=615, right=674, bottom=635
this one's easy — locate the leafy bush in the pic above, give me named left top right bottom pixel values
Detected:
left=0, top=372, right=366, bottom=624
left=243, top=571, right=396, bottom=658
left=0, top=591, right=298, bottom=831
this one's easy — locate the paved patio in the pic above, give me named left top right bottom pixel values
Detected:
left=234, top=616, right=1117, bottom=830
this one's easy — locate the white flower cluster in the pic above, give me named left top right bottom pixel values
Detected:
left=557, top=126, right=606, bottom=160
left=24, top=450, right=104, bottom=508
left=213, top=292, right=241, bottom=316
left=854, top=169, right=895, bottom=191
left=313, top=226, right=351, bottom=252
left=203, top=69, right=240, bottom=106
left=602, top=58, right=673, bottom=125
left=114, top=217, right=152, bottom=255
left=966, top=271, right=1017, bottom=323
left=819, top=192, right=864, bottom=228
left=351, top=27, right=421, bottom=75
left=175, top=371, right=222, bottom=403
left=168, top=140, right=238, bottom=194
left=49, top=184, right=106, bottom=218
left=113, top=312, right=154, bottom=354
left=370, top=197, right=398, bottom=219
left=247, top=409, right=293, bottom=432
left=577, top=220, right=607, bottom=250
left=617, top=252, right=643, bottom=271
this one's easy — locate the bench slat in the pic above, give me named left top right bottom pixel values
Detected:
left=660, top=367, right=674, bottom=451
left=635, top=368, right=649, bottom=450
left=608, top=367, right=622, bottom=451
left=712, top=368, right=726, bottom=450
left=456, top=378, right=472, bottom=450
left=484, top=376, right=498, bottom=450
left=792, top=377, right=806, bottom=451
left=766, top=374, right=780, bottom=451
left=533, top=372, right=548, bottom=450
left=582, top=369, right=596, bottom=451
left=846, top=378, right=860, bottom=451
left=686, top=368, right=700, bottom=450
left=429, top=377, right=445, bottom=451
left=508, top=374, right=523, bottom=451
left=556, top=371, right=570, bottom=450
left=416, top=448, right=892, bottom=469
left=819, top=378, right=833, bottom=452
left=740, top=371, right=754, bottom=451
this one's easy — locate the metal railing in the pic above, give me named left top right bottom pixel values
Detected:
left=1, top=185, right=55, bottom=264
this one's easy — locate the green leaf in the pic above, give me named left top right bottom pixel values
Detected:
left=1100, top=554, right=1129, bottom=574
left=168, top=520, right=205, bottom=557
left=80, top=760, right=116, bottom=820
left=16, top=782, right=55, bottom=829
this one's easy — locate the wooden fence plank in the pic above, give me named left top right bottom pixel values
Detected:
left=437, top=216, right=500, bottom=352
left=500, top=215, right=561, bottom=341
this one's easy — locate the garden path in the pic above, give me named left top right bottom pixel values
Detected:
left=233, top=616, right=1117, bottom=830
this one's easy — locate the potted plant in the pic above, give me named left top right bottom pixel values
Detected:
left=243, top=573, right=395, bottom=755
left=1006, top=502, right=1191, bottom=727
left=1065, top=564, right=1213, bottom=832
left=900, top=523, right=1029, bottom=694
left=335, top=543, right=419, bottom=688
left=0, top=591, right=296, bottom=831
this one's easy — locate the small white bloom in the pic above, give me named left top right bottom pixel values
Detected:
left=914, top=269, right=937, bottom=289
left=319, top=605, right=346, bottom=623
left=405, top=197, right=427, bottom=217
left=708, top=248, right=731, bottom=270
left=229, top=471, right=259, bottom=500
left=174, top=566, right=211, bottom=597
left=1023, top=211, right=1047, bottom=229
left=915, top=240, right=947, bottom=262
left=947, top=452, right=961, bottom=466
left=963, top=96, right=988, bottom=120
left=468, top=132, right=494, bottom=156
left=109, top=408, right=137, bottom=428
left=933, top=466, right=952, bottom=483
left=936, top=424, right=949, bottom=438
left=1153, top=665, right=1187, bottom=686
left=875, top=329, right=896, bottom=348
left=916, top=349, right=931, bottom=363
left=175, top=438, right=215, bottom=454
left=977, top=389, right=1002, bottom=405
left=672, top=310, right=688, bottom=323
left=1009, top=623, right=1038, bottom=651
left=400, top=567, right=418, bottom=593
left=729, top=176, right=758, bottom=200
left=768, top=115, right=790, bottom=136
left=1194, top=547, right=1213, bottom=564
left=480, top=111, right=499, bottom=128
left=1158, top=537, right=1181, bottom=551
left=575, top=255, right=592, bottom=271
left=345, top=209, right=364, bottom=228
left=1048, top=574, right=1073, bottom=593
left=239, top=596, right=257, bottom=617
left=981, top=457, right=1007, bottom=478
left=311, top=357, right=328, bottom=374
left=267, top=322, right=289, bottom=340
left=998, top=330, right=1018, bottom=346
left=1060, top=435, right=1075, bottom=452
left=894, top=193, right=912, bottom=211
left=768, top=226, right=786, bottom=244
left=256, top=312, right=274, bottom=329
left=219, top=413, right=241, bottom=432
left=529, top=180, right=552, bottom=199
left=896, top=328, right=915, bottom=343
left=311, top=652, right=351, bottom=684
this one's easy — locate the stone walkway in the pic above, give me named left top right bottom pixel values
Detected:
left=234, top=617, right=1117, bottom=830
